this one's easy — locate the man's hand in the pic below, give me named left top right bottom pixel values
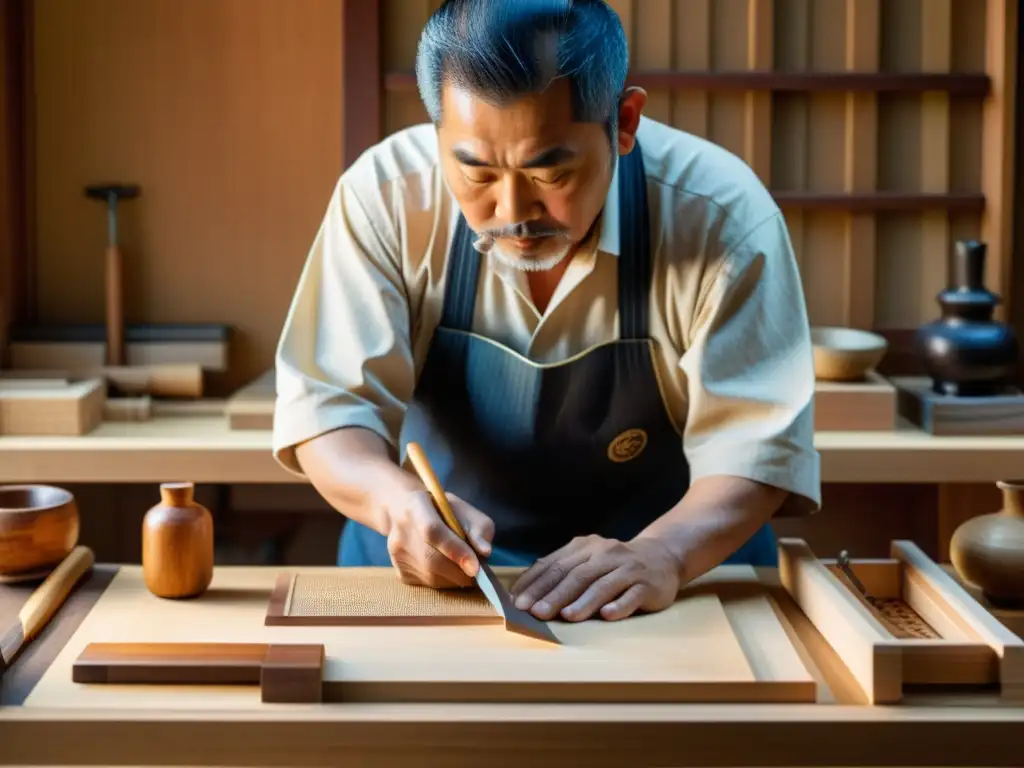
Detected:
left=382, top=490, right=495, bottom=589
left=509, top=535, right=681, bottom=622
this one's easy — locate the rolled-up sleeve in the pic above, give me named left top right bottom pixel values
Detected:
left=678, top=212, right=821, bottom=516
left=272, top=175, right=414, bottom=477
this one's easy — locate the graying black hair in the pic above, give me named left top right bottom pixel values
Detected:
left=415, top=0, right=629, bottom=139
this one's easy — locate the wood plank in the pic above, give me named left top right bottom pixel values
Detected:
left=0, top=376, right=105, bottom=435
left=4, top=413, right=1024, bottom=484
left=341, top=0, right=381, bottom=168
left=813, top=369, right=895, bottom=431
left=919, top=0, right=952, bottom=335
left=0, top=0, right=33, bottom=342
left=743, top=0, right=773, bottom=181
left=841, top=0, right=878, bottom=330
left=383, top=70, right=991, bottom=93
left=980, top=0, right=1018, bottom=321
left=225, top=368, right=275, bottom=430
left=30, top=565, right=816, bottom=707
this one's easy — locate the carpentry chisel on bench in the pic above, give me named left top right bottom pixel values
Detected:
left=405, top=441, right=561, bottom=645
left=1, top=546, right=95, bottom=680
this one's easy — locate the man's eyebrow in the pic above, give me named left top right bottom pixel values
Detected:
left=451, top=146, right=577, bottom=168
left=522, top=146, right=576, bottom=168
left=452, top=147, right=488, bottom=166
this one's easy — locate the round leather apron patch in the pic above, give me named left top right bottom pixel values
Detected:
left=607, top=428, right=648, bottom=463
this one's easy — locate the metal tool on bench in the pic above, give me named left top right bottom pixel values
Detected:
left=0, top=546, right=95, bottom=678
left=85, top=183, right=141, bottom=367
left=836, top=549, right=937, bottom=639
left=405, top=441, right=561, bottom=645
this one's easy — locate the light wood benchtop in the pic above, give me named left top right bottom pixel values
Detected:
left=2, top=413, right=1023, bottom=484
left=1, top=563, right=1022, bottom=767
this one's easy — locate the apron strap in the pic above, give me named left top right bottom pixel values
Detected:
left=616, top=140, right=651, bottom=340
left=439, top=213, right=481, bottom=332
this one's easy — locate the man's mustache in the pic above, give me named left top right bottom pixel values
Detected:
left=478, top=221, right=568, bottom=239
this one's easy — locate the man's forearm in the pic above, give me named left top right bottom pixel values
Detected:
left=294, top=427, right=422, bottom=535
left=633, top=475, right=787, bottom=584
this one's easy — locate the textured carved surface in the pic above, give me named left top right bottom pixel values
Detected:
left=873, top=597, right=940, bottom=639
left=265, top=571, right=502, bottom=625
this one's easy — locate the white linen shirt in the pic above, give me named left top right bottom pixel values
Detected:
left=272, top=115, right=821, bottom=517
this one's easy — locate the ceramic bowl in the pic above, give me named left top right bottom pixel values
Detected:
left=811, top=326, right=888, bottom=381
left=0, top=484, right=79, bottom=577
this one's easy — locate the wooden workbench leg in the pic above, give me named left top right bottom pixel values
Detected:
left=938, top=483, right=1002, bottom=562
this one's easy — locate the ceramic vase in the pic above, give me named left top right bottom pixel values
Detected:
left=949, top=480, right=1024, bottom=609
left=915, top=240, right=1018, bottom=396
left=142, top=481, right=214, bottom=599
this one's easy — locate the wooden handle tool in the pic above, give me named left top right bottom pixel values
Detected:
left=404, top=442, right=561, bottom=645
left=0, top=545, right=95, bottom=673
left=406, top=441, right=467, bottom=540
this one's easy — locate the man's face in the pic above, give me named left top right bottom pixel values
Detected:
left=437, top=79, right=636, bottom=272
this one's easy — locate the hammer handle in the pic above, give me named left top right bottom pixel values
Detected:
left=105, top=244, right=124, bottom=366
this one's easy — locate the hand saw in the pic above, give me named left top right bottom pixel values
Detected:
left=405, top=442, right=560, bottom=645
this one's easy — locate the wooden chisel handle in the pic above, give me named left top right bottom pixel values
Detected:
left=18, top=546, right=95, bottom=641
left=405, top=442, right=468, bottom=540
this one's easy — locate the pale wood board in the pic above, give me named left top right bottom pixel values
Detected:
left=24, top=565, right=816, bottom=707
left=9, top=340, right=228, bottom=371
left=224, top=369, right=274, bottom=430
left=0, top=377, right=105, bottom=435
left=814, top=370, right=896, bottom=431
left=5, top=413, right=1024, bottom=484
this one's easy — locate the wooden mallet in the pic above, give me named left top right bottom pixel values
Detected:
left=85, top=183, right=141, bottom=366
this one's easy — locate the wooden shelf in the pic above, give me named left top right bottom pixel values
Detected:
left=2, top=413, right=1024, bottom=484
left=382, top=70, right=990, bottom=95
left=772, top=192, right=984, bottom=212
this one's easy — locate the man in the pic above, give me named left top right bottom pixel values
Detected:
left=273, top=0, right=820, bottom=623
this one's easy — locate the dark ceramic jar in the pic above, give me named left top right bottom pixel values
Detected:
left=915, top=240, right=1019, bottom=396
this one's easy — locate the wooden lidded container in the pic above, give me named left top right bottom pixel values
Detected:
left=142, top=482, right=213, bottom=599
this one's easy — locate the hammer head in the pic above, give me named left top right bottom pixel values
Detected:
left=85, top=184, right=141, bottom=203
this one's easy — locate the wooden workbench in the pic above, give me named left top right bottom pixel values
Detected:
left=1, top=561, right=1022, bottom=767
left=2, top=412, right=1024, bottom=484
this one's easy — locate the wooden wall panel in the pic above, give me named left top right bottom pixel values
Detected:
left=29, top=0, right=342, bottom=392
left=0, top=0, right=31, bottom=367
left=379, top=0, right=1007, bottom=346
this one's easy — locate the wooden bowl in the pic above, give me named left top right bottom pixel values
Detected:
left=811, top=326, right=888, bottom=381
left=0, top=484, right=80, bottom=580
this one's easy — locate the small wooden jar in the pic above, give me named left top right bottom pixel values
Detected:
left=142, top=482, right=213, bottom=599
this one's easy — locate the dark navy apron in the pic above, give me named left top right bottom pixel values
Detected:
left=338, top=141, right=777, bottom=569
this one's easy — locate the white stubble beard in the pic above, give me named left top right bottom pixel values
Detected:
left=473, top=234, right=573, bottom=273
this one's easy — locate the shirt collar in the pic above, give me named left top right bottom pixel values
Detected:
left=595, top=152, right=620, bottom=257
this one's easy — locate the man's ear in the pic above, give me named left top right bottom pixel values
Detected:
left=616, top=87, right=647, bottom=155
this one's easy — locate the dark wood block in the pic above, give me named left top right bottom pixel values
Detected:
left=260, top=643, right=325, bottom=703
left=893, top=376, right=1024, bottom=435
left=72, top=642, right=268, bottom=684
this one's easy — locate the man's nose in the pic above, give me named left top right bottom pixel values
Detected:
left=495, top=174, right=538, bottom=224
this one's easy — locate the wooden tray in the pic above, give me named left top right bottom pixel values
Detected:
left=893, top=376, right=1024, bottom=435
left=814, top=370, right=897, bottom=431
left=32, top=565, right=817, bottom=707
left=778, top=537, right=1024, bottom=704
